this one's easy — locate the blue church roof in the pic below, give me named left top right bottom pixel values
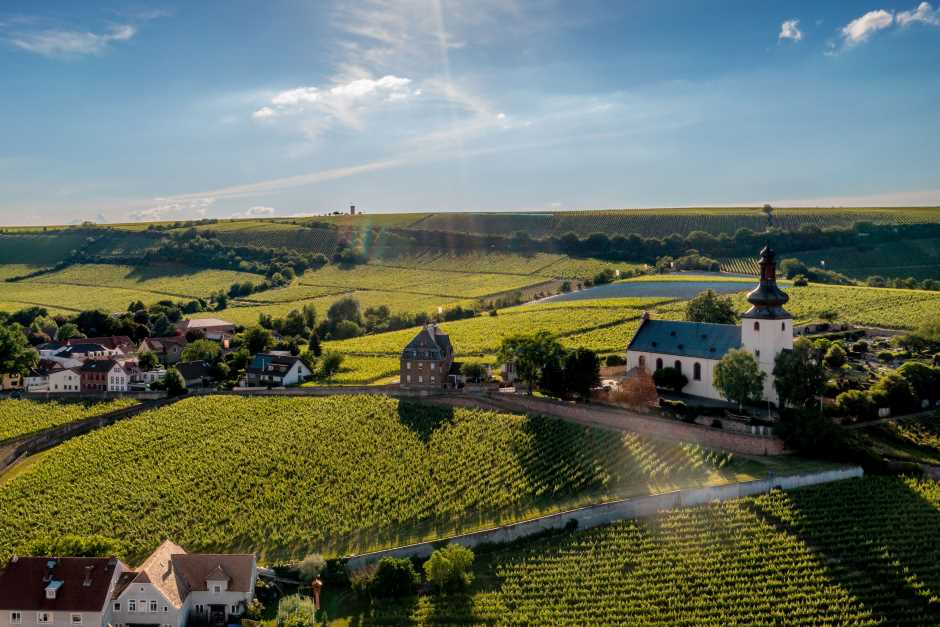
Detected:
left=627, top=318, right=741, bottom=360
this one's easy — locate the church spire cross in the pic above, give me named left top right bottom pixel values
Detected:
left=742, top=245, right=791, bottom=319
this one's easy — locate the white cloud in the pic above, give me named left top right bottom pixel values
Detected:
left=127, top=198, right=215, bottom=222
left=779, top=19, right=803, bottom=41
left=252, top=74, right=414, bottom=133
left=841, top=9, right=894, bottom=45
left=9, top=23, right=137, bottom=57
left=897, top=2, right=940, bottom=26
left=229, top=206, right=277, bottom=219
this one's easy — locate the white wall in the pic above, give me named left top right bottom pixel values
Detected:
left=626, top=351, right=724, bottom=401
left=112, top=582, right=182, bottom=627
left=0, top=610, right=106, bottom=627
left=741, top=318, right=793, bottom=404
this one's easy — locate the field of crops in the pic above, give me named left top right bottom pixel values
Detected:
left=201, top=221, right=339, bottom=255
left=0, top=399, right=136, bottom=443
left=376, top=251, right=563, bottom=276
left=787, top=239, right=940, bottom=280
left=718, top=257, right=759, bottom=275
left=0, top=395, right=779, bottom=562
left=361, top=476, right=940, bottom=626
left=0, top=233, right=89, bottom=265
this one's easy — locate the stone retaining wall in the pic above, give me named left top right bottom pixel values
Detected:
left=344, top=466, right=864, bottom=571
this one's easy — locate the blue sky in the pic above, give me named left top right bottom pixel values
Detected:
left=1, top=1, right=939, bottom=225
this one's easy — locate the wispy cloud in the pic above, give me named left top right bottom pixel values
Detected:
left=897, top=2, right=940, bottom=26
left=841, top=9, right=894, bottom=46
left=128, top=198, right=215, bottom=222
left=229, top=206, right=277, bottom=219
left=779, top=19, right=803, bottom=42
left=9, top=23, right=137, bottom=57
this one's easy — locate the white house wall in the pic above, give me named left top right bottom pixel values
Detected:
left=626, top=351, right=724, bottom=401
left=0, top=610, right=106, bottom=627
left=112, top=581, right=182, bottom=627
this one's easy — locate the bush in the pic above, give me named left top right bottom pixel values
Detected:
left=851, top=340, right=869, bottom=353
left=370, top=557, right=420, bottom=598
left=605, top=354, right=626, bottom=367
left=896, top=362, right=940, bottom=401
left=824, top=344, right=847, bottom=369
left=298, top=553, right=327, bottom=581
left=331, top=319, right=362, bottom=340
left=877, top=350, right=895, bottom=361
left=424, top=544, right=475, bottom=592
left=835, top=389, right=875, bottom=422
left=870, top=372, right=917, bottom=414
left=653, top=367, right=688, bottom=392
left=277, top=595, right=317, bottom=627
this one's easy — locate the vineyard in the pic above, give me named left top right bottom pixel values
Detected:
left=860, top=413, right=940, bottom=466
left=362, top=476, right=940, bottom=626
left=718, top=257, right=759, bottom=275
left=0, top=399, right=136, bottom=443
left=786, top=238, right=940, bottom=280
left=0, top=395, right=779, bottom=563
left=0, top=233, right=89, bottom=265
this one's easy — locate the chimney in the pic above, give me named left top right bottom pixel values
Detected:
left=83, top=565, right=94, bottom=587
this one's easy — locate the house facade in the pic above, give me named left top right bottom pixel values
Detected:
left=175, top=319, right=235, bottom=341
left=65, top=337, right=136, bottom=356
left=110, top=541, right=256, bottom=627
left=1, top=374, right=23, bottom=391
left=138, top=337, right=187, bottom=365
left=400, top=324, right=454, bottom=390
left=626, top=246, right=793, bottom=405
left=0, top=556, right=126, bottom=627
left=80, top=360, right=129, bottom=393
left=47, top=368, right=82, bottom=393
left=244, top=353, right=311, bottom=387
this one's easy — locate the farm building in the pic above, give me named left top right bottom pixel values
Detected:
left=400, top=324, right=455, bottom=390
left=244, top=352, right=311, bottom=387
left=626, top=246, right=792, bottom=404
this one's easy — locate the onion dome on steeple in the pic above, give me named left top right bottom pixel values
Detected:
left=741, top=245, right=791, bottom=319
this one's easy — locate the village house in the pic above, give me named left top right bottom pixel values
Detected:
left=0, top=556, right=125, bottom=627
left=0, top=542, right=256, bottom=627
left=400, top=324, right=454, bottom=390
left=47, top=368, right=82, bottom=393
left=244, top=352, right=311, bottom=387
left=175, top=319, right=235, bottom=341
left=80, top=360, right=130, bottom=393
left=138, top=337, right=188, bottom=365
left=626, top=246, right=792, bottom=404
left=175, top=361, right=214, bottom=389
left=24, top=360, right=66, bottom=392
left=1, top=374, right=23, bottom=391
left=55, top=343, right=117, bottom=362
left=65, top=336, right=136, bottom=356
left=110, top=540, right=256, bottom=627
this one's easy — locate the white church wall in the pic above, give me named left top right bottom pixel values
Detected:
left=626, top=351, right=725, bottom=401
left=741, top=318, right=793, bottom=404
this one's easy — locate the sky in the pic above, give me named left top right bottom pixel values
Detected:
left=1, top=1, right=939, bottom=225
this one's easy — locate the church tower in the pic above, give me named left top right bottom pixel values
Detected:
left=740, top=245, right=793, bottom=404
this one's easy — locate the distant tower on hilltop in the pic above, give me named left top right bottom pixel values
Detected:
left=740, top=245, right=793, bottom=404
left=350, top=205, right=356, bottom=215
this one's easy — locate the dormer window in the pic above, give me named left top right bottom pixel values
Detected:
left=213, top=584, right=221, bottom=593
left=45, top=580, right=63, bottom=599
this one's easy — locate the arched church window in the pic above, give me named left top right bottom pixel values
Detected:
left=638, top=355, right=646, bottom=370
left=674, top=360, right=682, bottom=373
left=754, top=321, right=760, bottom=331
left=781, top=322, right=786, bottom=331
left=693, top=362, right=701, bottom=381
left=656, top=358, right=663, bottom=370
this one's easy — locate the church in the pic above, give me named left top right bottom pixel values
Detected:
left=626, top=246, right=793, bottom=404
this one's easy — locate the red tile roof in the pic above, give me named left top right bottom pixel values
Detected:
left=0, top=556, right=121, bottom=611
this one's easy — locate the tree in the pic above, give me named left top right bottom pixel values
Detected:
left=244, top=326, right=273, bottom=354
left=214, top=292, right=228, bottom=311
left=320, top=351, right=344, bottom=379
left=302, top=303, right=317, bottom=330
left=370, top=557, right=420, bottom=598
left=896, top=361, right=940, bottom=402
left=181, top=339, right=221, bottom=363
left=773, top=337, right=826, bottom=408
left=276, top=595, right=317, bottom=627
left=327, top=296, right=362, bottom=327
left=914, top=316, right=940, bottom=345
left=835, top=389, right=875, bottom=421
left=308, top=332, right=322, bottom=357
left=138, top=351, right=160, bottom=372
left=56, top=322, right=84, bottom=341
left=0, top=324, right=38, bottom=377
left=331, top=320, right=362, bottom=340
left=279, top=309, right=309, bottom=338
left=497, top=331, right=564, bottom=395
left=653, top=366, right=688, bottom=393
left=761, top=203, right=774, bottom=228
left=460, top=362, right=488, bottom=383
left=298, top=553, right=327, bottom=582
left=714, top=349, right=765, bottom=410
left=424, top=544, right=475, bottom=592
left=161, top=368, right=186, bottom=396
left=869, top=371, right=916, bottom=414
left=685, top=290, right=736, bottom=324
left=824, top=343, right=847, bottom=368
left=563, top=348, right=601, bottom=401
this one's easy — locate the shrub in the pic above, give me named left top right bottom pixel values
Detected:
left=835, top=390, right=875, bottom=422
left=298, top=553, right=327, bottom=582
left=877, top=350, right=895, bottom=361
left=605, top=354, right=626, bottom=367
left=653, top=367, right=688, bottom=393
left=851, top=340, right=869, bottom=354
left=370, top=557, right=420, bottom=598
left=824, top=344, right=847, bottom=369
left=870, top=372, right=917, bottom=414
left=896, top=362, right=940, bottom=401
left=276, top=595, right=317, bottom=627
left=424, top=544, right=475, bottom=592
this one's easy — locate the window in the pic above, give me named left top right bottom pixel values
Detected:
left=418, top=375, right=423, bottom=383
left=406, top=362, right=411, bottom=369
left=655, top=358, right=663, bottom=370
left=128, top=600, right=136, bottom=612
left=754, top=321, right=760, bottom=331
left=693, top=362, right=701, bottom=381
left=71, top=615, right=82, bottom=625
left=11, top=612, right=22, bottom=624
left=674, top=360, right=682, bottom=373
left=430, top=376, right=436, bottom=383
left=37, top=613, right=51, bottom=625
left=150, top=601, right=157, bottom=612
left=231, top=606, right=238, bottom=614
left=781, top=322, right=786, bottom=331
left=430, top=362, right=436, bottom=370
left=213, top=585, right=221, bottom=594
left=113, top=603, right=121, bottom=612
left=755, top=349, right=761, bottom=358
left=406, top=375, right=411, bottom=383
left=638, top=355, right=646, bottom=370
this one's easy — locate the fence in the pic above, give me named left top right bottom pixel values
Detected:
left=344, top=466, right=864, bottom=571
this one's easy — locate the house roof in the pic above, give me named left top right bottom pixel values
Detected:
left=246, top=353, right=305, bottom=376
left=142, top=336, right=187, bottom=352
left=79, top=359, right=121, bottom=373
left=0, top=556, right=121, bottom=611
left=402, top=324, right=452, bottom=361
left=57, top=343, right=109, bottom=357
left=66, top=336, right=134, bottom=352
left=180, top=318, right=234, bottom=330
left=36, top=342, right=64, bottom=352
left=28, top=359, right=64, bottom=377
left=175, top=360, right=212, bottom=381
left=114, top=540, right=254, bottom=607
left=627, top=318, right=741, bottom=360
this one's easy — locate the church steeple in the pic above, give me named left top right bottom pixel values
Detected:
left=741, top=245, right=791, bottom=319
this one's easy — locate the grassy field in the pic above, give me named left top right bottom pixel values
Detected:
left=0, top=395, right=800, bottom=563
left=0, top=399, right=137, bottom=444
left=349, top=476, right=940, bottom=626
